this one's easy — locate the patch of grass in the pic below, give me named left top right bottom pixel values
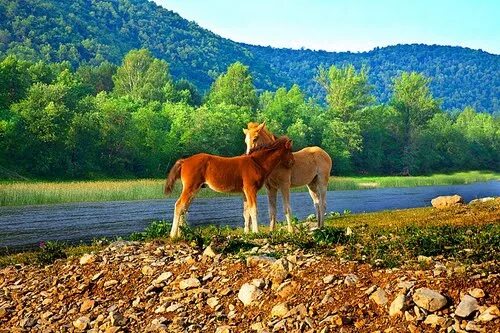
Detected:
left=0, top=242, right=103, bottom=267
left=129, top=220, right=172, bottom=241
left=1, top=171, right=497, bottom=206
left=36, top=241, right=67, bottom=265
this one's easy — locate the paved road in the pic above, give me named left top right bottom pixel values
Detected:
left=0, top=181, right=498, bottom=250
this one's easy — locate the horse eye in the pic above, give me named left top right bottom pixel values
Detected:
left=253, top=137, right=258, bottom=142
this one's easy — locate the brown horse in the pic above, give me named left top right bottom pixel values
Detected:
left=243, top=122, right=332, bottom=230
left=164, top=137, right=294, bottom=238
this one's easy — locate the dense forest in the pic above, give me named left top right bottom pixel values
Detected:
left=0, top=50, right=498, bottom=179
left=0, top=0, right=499, bottom=112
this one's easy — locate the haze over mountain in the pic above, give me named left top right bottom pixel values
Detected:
left=0, top=0, right=498, bottom=112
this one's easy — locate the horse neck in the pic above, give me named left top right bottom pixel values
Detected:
left=251, top=147, right=285, bottom=177
left=260, top=129, right=276, bottom=144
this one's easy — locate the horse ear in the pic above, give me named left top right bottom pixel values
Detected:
left=257, top=122, right=266, bottom=131
left=286, top=139, right=293, bottom=149
left=243, top=128, right=248, bottom=135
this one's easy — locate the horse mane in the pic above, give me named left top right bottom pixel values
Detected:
left=248, top=136, right=289, bottom=155
left=248, top=122, right=279, bottom=141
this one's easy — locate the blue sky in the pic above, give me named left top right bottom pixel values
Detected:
left=154, top=0, right=500, bottom=54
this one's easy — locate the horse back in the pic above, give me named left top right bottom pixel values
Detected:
left=184, top=153, right=253, bottom=193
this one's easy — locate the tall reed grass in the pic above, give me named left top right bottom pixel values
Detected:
left=1, top=171, right=497, bottom=207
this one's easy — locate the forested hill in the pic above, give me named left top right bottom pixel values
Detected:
left=1, top=0, right=498, bottom=112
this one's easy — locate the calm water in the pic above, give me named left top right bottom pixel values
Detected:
left=0, top=181, right=498, bottom=250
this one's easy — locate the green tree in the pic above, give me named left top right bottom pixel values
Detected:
left=454, top=107, right=499, bottom=170
left=113, top=49, right=172, bottom=102
left=390, top=72, right=441, bottom=174
left=207, top=62, right=258, bottom=110
left=0, top=55, right=31, bottom=110
left=258, top=84, right=305, bottom=134
left=316, top=64, right=374, bottom=121
left=352, top=105, right=401, bottom=174
left=76, top=61, right=116, bottom=95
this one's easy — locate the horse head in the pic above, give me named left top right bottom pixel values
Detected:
left=243, top=122, right=275, bottom=154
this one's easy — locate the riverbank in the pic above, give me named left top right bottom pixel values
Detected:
left=0, top=200, right=499, bottom=331
left=1, top=171, right=497, bottom=206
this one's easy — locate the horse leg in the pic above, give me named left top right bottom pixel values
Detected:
left=170, top=184, right=199, bottom=238
left=267, top=186, right=278, bottom=231
left=244, top=188, right=259, bottom=233
left=306, top=181, right=321, bottom=229
left=319, top=184, right=328, bottom=228
left=280, top=185, right=293, bottom=233
left=243, top=195, right=251, bottom=234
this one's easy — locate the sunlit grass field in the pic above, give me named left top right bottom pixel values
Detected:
left=0, top=171, right=497, bottom=207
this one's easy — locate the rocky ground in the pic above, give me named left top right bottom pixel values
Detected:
left=1, top=237, right=498, bottom=332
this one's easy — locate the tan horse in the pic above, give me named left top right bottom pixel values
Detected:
left=243, top=122, right=332, bottom=230
left=164, top=137, right=294, bottom=238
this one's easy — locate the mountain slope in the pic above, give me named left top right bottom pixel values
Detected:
left=0, top=0, right=498, bottom=112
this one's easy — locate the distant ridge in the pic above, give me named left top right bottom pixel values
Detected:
left=0, top=0, right=498, bottom=112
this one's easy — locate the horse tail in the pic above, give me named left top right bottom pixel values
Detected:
left=164, top=159, right=183, bottom=195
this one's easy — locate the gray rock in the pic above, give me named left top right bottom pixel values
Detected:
left=271, top=303, right=289, bottom=318
left=477, top=305, right=499, bottom=322
left=431, top=195, right=463, bottom=208
left=412, top=288, right=447, bottom=312
left=73, top=316, right=90, bottom=330
left=389, top=294, right=405, bottom=316
left=344, top=273, right=359, bottom=286
left=468, top=288, right=485, bottom=298
left=469, top=197, right=495, bottom=205
left=455, top=295, right=479, bottom=318
left=369, top=287, right=388, bottom=306
left=238, top=283, right=263, bottom=306
left=179, top=277, right=200, bottom=290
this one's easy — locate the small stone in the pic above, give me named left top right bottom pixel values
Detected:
left=203, top=245, right=217, bottom=258
left=477, top=305, right=499, bottom=322
left=250, top=322, right=265, bottom=331
left=268, top=258, right=289, bottom=287
left=468, top=288, right=485, bottom=299
left=104, top=280, right=118, bottom=288
left=465, top=321, right=484, bottom=332
left=455, top=295, right=479, bottom=318
left=389, top=294, right=405, bottom=316
left=215, top=326, right=232, bottom=333
left=412, top=287, right=447, bottom=312
left=424, top=314, right=448, bottom=327
left=238, top=283, right=263, bottom=306
left=141, top=265, right=154, bottom=276
left=369, top=288, right=388, bottom=306
left=271, top=302, right=289, bottom=318
left=109, top=311, right=127, bottom=327
left=251, top=278, right=265, bottom=289
left=73, top=316, right=90, bottom=330
left=469, top=197, right=494, bottom=204
left=79, top=253, right=95, bottom=265
left=80, top=299, right=95, bottom=313
left=365, top=285, right=377, bottom=295
left=344, top=273, right=359, bottom=286
left=207, top=297, right=219, bottom=309
left=166, top=303, right=182, bottom=312
left=323, top=274, right=335, bottom=284
left=246, top=255, right=276, bottom=267
left=404, top=311, right=415, bottom=322
left=154, top=272, right=173, bottom=284
left=179, top=277, right=200, bottom=290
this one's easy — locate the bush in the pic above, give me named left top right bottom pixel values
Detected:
left=36, top=241, right=67, bottom=265
left=129, top=220, right=171, bottom=241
